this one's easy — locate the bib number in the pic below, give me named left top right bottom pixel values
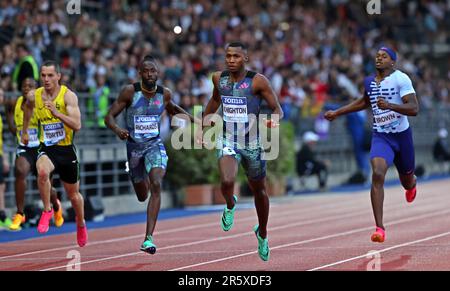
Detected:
left=374, top=110, right=399, bottom=128
left=134, top=115, right=159, bottom=136
left=222, top=96, right=248, bottom=123
left=43, top=123, right=66, bottom=146
left=20, top=128, right=39, bottom=147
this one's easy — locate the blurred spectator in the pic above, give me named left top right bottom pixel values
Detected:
left=11, top=43, right=39, bottom=91
left=345, top=110, right=371, bottom=184
left=0, top=88, right=12, bottom=229
left=324, top=98, right=371, bottom=184
left=87, top=71, right=110, bottom=129
left=296, top=131, right=329, bottom=191
left=433, top=128, right=450, bottom=162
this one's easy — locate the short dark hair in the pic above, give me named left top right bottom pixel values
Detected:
left=227, top=41, right=248, bottom=51
left=22, top=77, right=37, bottom=86
left=41, top=60, right=61, bottom=74
left=140, top=55, right=157, bottom=66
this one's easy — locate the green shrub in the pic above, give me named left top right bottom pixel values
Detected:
left=165, top=126, right=219, bottom=189
left=164, top=121, right=296, bottom=190
left=266, top=121, right=296, bottom=183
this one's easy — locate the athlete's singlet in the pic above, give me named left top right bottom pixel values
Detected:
left=35, top=85, right=74, bottom=146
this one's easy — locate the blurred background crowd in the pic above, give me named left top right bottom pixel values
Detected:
left=0, top=0, right=449, bottom=205
left=1, top=0, right=449, bottom=118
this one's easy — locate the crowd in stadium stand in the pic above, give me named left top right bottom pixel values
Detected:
left=1, top=0, right=449, bottom=123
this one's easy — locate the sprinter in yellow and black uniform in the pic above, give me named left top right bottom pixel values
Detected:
left=4, top=77, right=63, bottom=231
left=22, top=60, right=88, bottom=247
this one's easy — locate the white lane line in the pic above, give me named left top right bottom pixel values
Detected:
left=42, top=206, right=450, bottom=271
left=0, top=195, right=369, bottom=261
left=168, top=208, right=450, bottom=271
left=307, top=231, right=450, bottom=271
left=39, top=207, right=376, bottom=271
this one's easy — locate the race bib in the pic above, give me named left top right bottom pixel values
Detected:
left=43, top=122, right=66, bottom=145
left=20, top=128, right=39, bottom=147
left=222, top=96, right=248, bottom=123
left=374, top=110, right=399, bottom=128
left=134, top=115, right=159, bottom=136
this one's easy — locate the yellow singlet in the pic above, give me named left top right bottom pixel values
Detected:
left=14, top=96, right=40, bottom=147
left=35, top=85, right=74, bottom=146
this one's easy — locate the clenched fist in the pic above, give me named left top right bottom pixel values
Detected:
left=324, top=110, right=338, bottom=121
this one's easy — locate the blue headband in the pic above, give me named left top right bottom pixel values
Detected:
left=379, top=47, right=397, bottom=62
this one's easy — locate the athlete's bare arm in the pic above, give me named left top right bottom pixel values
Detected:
left=164, top=88, right=200, bottom=124
left=324, top=94, right=371, bottom=121
left=48, top=89, right=81, bottom=131
left=377, top=93, right=419, bottom=116
left=105, top=85, right=134, bottom=140
left=253, top=73, right=284, bottom=124
left=5, top=98, right=17, bottom=136
left=21, top=90, right=36, bottom=145
left=202, top=71, right=222, bottom=127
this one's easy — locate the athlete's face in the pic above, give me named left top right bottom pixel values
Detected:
left=375, top=50, right=394, bottom=70
left=40, top=65, right=61, bottom=91
left=139, top=61, right=158, bottom=89
left=21, top=78, right=36, bottom=97
left=225, top=47, right=248, bottom=72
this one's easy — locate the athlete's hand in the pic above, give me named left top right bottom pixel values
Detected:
left=44, top=101, right=60, bottom=117
left=263, top=118, right=279, bottom=128
left=377, top=98, right=391, bottom=110
left=114, top=127, right=129, bottom=140
left=195, top=127, right=205, bottom=146
left=324, top=110, right=338, bottom=121
left=21, top=131, right=29, bottom=146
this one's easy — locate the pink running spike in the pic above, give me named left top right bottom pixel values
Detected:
left=371, top=227, right=385, bottom=243
left=77, top=225, right=88, bottom=247
left=37, top=209, right=54, bottom=233
left=405, top=186, right=417, bottom=203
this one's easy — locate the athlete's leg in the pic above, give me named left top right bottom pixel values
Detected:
left=399, top=173, right=416, bottom=190
left=36, top=155, right=55, bottom=212
left=369, top=132, right=396, bottom=231
left=62, top=181, right=85, bottom=227
left=219, top=156, right=239, bottom=209
left=370, top=158, right=389, bottom=229
left=14, top=156, right=31, bottom=214
left=145, top=168, right=165, bottom=238
left=49, top=186, right=60, bottom=211
left=62, top=181, right=87, bottom=247
left=394, top=128, right=416, bottom=191
left=127, top=143, right=150, bottom=202
left=132, top=179, right=149, bottom=202
left=247, top=177, right=269, bottom=239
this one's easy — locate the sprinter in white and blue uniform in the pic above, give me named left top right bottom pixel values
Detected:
left=325, top=47, right=419, bottom=244
left=105, top=56, right=196, bottom=255
left=201, top=42, right=284, bottom=261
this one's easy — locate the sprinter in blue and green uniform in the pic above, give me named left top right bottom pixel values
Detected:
left=105, top=55, right=197, bottom=254
left=201, top=42, right=284, bottom=261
